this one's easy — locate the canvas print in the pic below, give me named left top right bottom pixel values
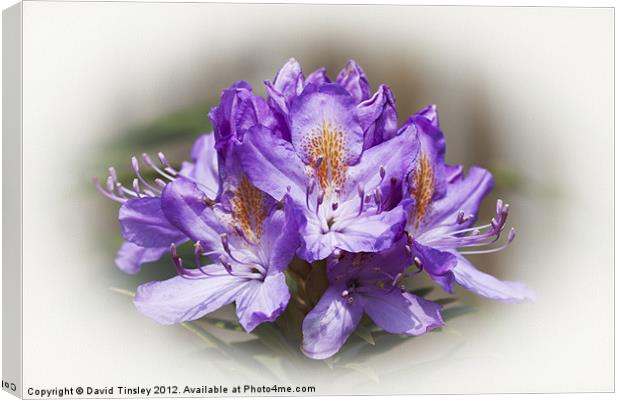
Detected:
left=2, top=1, right=614, bottom=397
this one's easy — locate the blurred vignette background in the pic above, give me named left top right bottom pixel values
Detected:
left=20, top=2, right=612, bottom=394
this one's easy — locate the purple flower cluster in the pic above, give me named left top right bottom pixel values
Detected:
left=96, top=59, right=534, bottom=360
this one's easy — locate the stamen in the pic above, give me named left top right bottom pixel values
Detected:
left=316, top=191, right=324, bottom=215
left=379, top=165, right=386, bottom=181
left=374, top=188, right=383, bottom=214
left=93, top=177, right=126, bottom=203
left=357, top=184, right=365, bottom=216
left=413, top=257, right=423, bottom=269
left=131, top=156, right=160, bottom=193
left=132, top=179, right=143, bottom=198
left=306, top=178, right=315, bottom=210
left=332, top=202, right=339, bottom=211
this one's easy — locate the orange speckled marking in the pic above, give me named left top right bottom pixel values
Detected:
left=410, top=153, right=435, bottom=226
left=302, top=121, right=347, bottom=192
left=231, top=175, right=267, bottom=242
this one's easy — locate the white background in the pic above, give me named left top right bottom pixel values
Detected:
left=0, top=0, right=617, bottom=399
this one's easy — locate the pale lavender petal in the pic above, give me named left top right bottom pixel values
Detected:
left=134, top=266, right=245, bottom=325
left=330, top=203, right=409, bottom=255
left=235, top=273, right=291, bottom=332
left=364, top=289, right=444, bottom=335
left=188, top=133, right=219, bottom=196
left=301, top=286, right=365, bottom=360
left=115, top=241, right=170, bottom=275
left=335, top=60, right=371, bottom=103
left=452, top=253, right=535, bottom=303
left=119, top=197, right=186, bottom=248
left=290, top=83, right=364, bottom=165
left=236, top=125, right=309, bottom=202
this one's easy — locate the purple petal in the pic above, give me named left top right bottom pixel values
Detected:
left=270, top=58, right=304, bottom=102
left=118, top=197, right=186, bottom=248
left=401, top=108, right=449, bottom=202
left=364, top=289, right=444, bottom=335
left=413, top=241, right=457, bottom=293
left=115, top=241, right=170, bottom=275
left=301, top=202, right=408, bottom=261
left=421, top=166, right=494, bottom=235
left=335, top=60, right=371, bottom=103
left=134, top=267, right=245, bottom=324
left=305, top=67, right=331, bottom=86
left=357, top=84, right=398, bottom=149
left=290, top=83, right=364, bottom=166
left=160, top=178, right=226, bottom=251
left=208, top=81, right=253, bottom=150
left=301, top=286, right=365, bottom=360
left=187, top=133, right=219, bottom=196
left=263, top=195, right=303, bottom=273
left=452, top=253, right=535, bottom=303
left=235, top=273, right=291, bottom=332
left=236, top=125, right=309, bottom=202
left=415, top=104, right=440, bottom=128
left=345, top=121, right=419, bottom=201
left=327, top=236, right=410, bottom=283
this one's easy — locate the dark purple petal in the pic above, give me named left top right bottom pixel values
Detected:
left=363, top=289, right=444, bottom=335
left=301, top=286, right=365, bottom=360
left=452, top=253, right=535, bottom=303
left=236, top=125, right=309, bottom=203
left=305, top=67, right=331, bottom=86
left=413, top=241, right=457, bottom=293
left=290, top=83, right=364, bottom=166
left=134, top=266, right=245, bottom=325
left=357, top=84, right=398, bottom=149
left=335, top=60, right=371, bottom=103
left=326, top=236, right=410, bottom=283
left=119, top=197, right=187, bottom=248
left=160, top=178, right=226, bottom=251
left=115, top=241, right=170, bottom=275
left=235, top=273, right=291, bottom=332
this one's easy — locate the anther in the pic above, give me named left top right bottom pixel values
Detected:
left=341, top=289, right=349, bottom=297
left=413, top=257, right=423, bottom=269
left=404, top=244, right=412, bottom=258
left=332, top=202, right=339, bottom=211
left=379, top=165, right=386, bottom=180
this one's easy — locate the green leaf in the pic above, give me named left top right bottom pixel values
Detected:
left=411, top=287, right=434, bottom=297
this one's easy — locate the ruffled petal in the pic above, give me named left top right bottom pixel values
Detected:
left=134, top=267, right=245, bottom=325
left=364, top=289, right=444, bottom=335
left=301, top=286, right=365, bottom=360
left=270, top=58, right=304, bottom=102
left=335, top=60, right=371, bottom=103
left=115, top=241, right=170, bottom=275
left=118, top=197, right=186, bottom=248
left=305, top=67, right=331, bottom=86
left=235, top=273, right=291, bottom=332
left=235, top=125, right=309, bottom=203
left=160, top=179, right=226, bottom=251
left=452, top=253, right=535, bottom=303
left=290, top=83, right=364, bottom=166
left=357, top=84, right=398, bottom=149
